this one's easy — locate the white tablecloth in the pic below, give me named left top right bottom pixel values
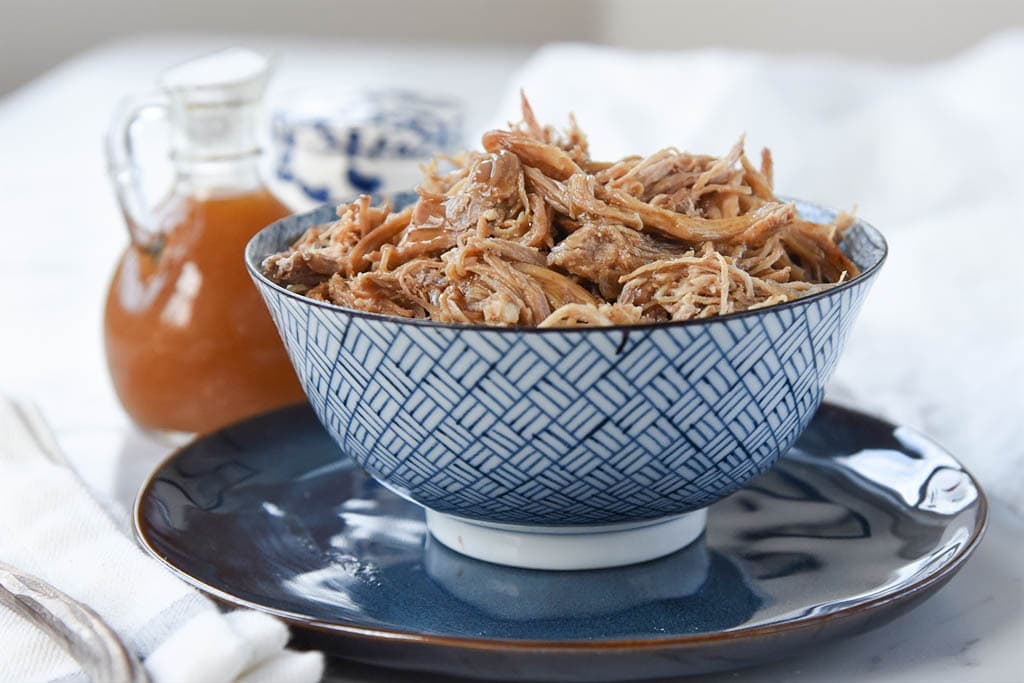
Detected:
left=0, top=32, right=1020, bottom=683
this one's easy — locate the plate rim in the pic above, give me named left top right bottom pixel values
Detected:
left=133, top=402, right=988, bottom=653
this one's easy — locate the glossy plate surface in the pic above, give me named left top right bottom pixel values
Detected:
left=134, top=403, right=986, bottom=682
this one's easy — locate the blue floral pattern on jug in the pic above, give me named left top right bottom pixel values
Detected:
left=272, top=89, right=463, bottom=207
left=246, top=200, right=886, bottom=525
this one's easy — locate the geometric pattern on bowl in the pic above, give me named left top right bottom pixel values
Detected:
left=248, top=201, right=886, bottom=525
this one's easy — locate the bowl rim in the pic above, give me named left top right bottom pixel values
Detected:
left=245, top=198, right=888, bottom=334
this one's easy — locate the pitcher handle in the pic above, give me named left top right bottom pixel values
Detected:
left=105, top=92, right=171, bottom=251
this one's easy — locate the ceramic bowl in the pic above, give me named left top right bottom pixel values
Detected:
left=246, top=200, right=886, bottom=569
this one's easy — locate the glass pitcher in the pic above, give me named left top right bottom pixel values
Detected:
left=103, top=48, right=304, bottom=436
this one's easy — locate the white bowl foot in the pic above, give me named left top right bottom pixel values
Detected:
left=425, top=509, right=707, bottom=570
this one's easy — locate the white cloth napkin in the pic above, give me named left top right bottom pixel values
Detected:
left=0, top=397, right=325, bottom=683
left=491, top=32, right=1024, bottom=515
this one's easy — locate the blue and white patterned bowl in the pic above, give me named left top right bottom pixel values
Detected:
left=246, top=200, right=886, bottom=569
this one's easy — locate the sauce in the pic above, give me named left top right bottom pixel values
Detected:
left=103, top=189, right=305, bottom=434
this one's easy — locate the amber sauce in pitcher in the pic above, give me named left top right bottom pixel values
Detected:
left=104, top=190, right=303, bottom=434
left=103, top=49, right=304, bottom=434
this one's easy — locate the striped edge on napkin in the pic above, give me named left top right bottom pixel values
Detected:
left=0, top=397, right=324, bottom=683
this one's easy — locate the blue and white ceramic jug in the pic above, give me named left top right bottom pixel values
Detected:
left=271, top=89, right=463, bottom=210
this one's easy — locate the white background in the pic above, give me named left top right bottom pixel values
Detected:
left=2, top=0, right=1024, bottom=94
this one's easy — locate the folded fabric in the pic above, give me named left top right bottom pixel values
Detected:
left=492, top=32, right=1024, bottom=515
left=0, top=397, right=325, bottom=683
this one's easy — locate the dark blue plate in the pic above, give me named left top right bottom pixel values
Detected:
left=134, top=403, right=986, bottom=682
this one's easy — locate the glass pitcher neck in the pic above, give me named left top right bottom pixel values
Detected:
left=175, top=154, right=264, bottom=197
left=162, top=48, right=270, bottom=165
left=168, top=95, right=267, bottom=197
left=169, top=98, right=262, bottom=162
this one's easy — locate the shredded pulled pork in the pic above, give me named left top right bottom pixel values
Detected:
left=265, top=94, right=859, bottom=327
